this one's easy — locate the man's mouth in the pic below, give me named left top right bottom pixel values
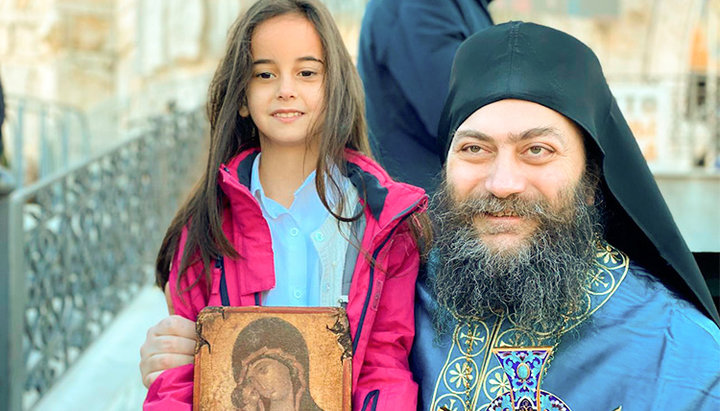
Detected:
left=484, top=210, right=520, bottom=217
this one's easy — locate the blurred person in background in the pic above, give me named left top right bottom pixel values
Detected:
left=357, top=0, right=493, bottom=195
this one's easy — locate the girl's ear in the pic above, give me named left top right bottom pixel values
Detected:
left=239, top=105, right=250, bottom=117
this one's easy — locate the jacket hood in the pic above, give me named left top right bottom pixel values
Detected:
left=437, top=21, right=719, bottom=324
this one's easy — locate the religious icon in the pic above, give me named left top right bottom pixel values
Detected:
left=193, top=306, right=352, bottom=411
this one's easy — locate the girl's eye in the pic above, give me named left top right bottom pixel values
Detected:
left=255, top=72, right=274, bottom=79
left=299, top=70, right=316, bottom=77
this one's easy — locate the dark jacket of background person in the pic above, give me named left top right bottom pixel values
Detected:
left=358, top=0, right=493, bottom=194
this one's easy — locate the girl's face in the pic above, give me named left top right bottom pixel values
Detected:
left=243, top=14, right=325, bottom=150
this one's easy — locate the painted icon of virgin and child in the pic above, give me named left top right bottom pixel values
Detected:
left=231, top=317, right=323, bottom=411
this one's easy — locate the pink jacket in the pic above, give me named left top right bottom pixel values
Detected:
left=144, top=148, right=427, bottom=410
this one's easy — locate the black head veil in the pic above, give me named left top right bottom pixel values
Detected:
left=437, top=21, right=719, bottom=324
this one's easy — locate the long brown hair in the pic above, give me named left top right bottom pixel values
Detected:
left=156, top=0, right=373, bottom=290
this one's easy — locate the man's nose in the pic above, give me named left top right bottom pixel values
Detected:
left=276, top=76, right=296, bottom=100
left=484, top=153, right=526, bottom=198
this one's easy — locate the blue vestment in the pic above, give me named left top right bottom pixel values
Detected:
left=411, top=243, right=720, bottom=410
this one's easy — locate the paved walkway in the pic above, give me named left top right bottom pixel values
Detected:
left=34, top=285, right=168, bottom=411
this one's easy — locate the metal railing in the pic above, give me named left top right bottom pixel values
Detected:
left=3, top=96, right=92, bottom=189
left=0, top=107, right=206, bottom=411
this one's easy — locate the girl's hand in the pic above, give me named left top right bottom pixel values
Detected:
left=139, top=315, right=196, bottom=388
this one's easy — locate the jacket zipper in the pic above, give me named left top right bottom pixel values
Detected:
left=360, top=389, right=380, bottom=411
left=351, top=199, right=423, bottom=353
left=216, top=257, right=230, bottom=307
left=220, top=164, right=262, bottom=307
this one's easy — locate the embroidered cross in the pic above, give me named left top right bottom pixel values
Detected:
left=589, top=271, right=609, bottom=288
left=460, top=324, right=485, bottom=351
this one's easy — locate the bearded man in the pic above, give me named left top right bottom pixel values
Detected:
left=410, top=22, right=720, bottom=410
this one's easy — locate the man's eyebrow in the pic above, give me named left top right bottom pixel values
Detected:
left=453, top=129, right=492, bottom=142
left=510, top=127, right=567, bottom=145
left=252, top=56, right=324, bottom=65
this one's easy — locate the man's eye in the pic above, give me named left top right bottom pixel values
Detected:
left=527, top=146, right=548, bottom=155
left=465, top=145, right=482, bottom=153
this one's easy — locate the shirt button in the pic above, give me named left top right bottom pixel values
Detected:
left=289, top=227, right=299, bottom=236
left=293, top=288, right=303, bottom=299
left=313, top=232, right=324, bottom=242
left=325, top=284, right=332, bottom=291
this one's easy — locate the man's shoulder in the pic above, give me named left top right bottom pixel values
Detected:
left=607, top=261, right=720, bottom=344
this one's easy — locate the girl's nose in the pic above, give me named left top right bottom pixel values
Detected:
left=276, top=76, right=296, bottom=100
left=484, top=153, right=526, bottom=198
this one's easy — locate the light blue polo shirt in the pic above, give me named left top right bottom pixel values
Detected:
left=250, top=153, right=351, bottom=307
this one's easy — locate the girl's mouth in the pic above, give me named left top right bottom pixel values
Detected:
left=273, top=111, right=303, bottom=118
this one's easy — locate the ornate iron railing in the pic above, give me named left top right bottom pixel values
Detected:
left=0, top=108, right=206, bottom=411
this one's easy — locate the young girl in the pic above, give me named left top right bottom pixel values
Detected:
left=143, top=0, right=429, bottom=409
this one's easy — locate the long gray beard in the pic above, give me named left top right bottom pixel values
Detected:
left=428, top=175, right=603, bottom=336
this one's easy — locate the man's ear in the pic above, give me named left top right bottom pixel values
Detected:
left=239, top=105, right=249, bottom=117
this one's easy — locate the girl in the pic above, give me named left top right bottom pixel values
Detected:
left=143, top=0, right=429, bottom=409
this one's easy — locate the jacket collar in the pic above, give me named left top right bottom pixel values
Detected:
left=221, top=147, right=427, bottom=226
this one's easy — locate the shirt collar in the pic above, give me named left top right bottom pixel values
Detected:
left=250, top=153, right=323, bottom=218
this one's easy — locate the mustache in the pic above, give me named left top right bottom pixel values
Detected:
left=444, top=191, right=575, bottom=228
left=459, top=194, right=544, bottom=216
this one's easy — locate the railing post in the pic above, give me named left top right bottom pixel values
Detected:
left=39, top=105, right=49, bottom=179
left=13, top=102, right=24, bottom=189
left=0, top=181, right=23, bottom=411
left=61, top=111, right=69, bottom=170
